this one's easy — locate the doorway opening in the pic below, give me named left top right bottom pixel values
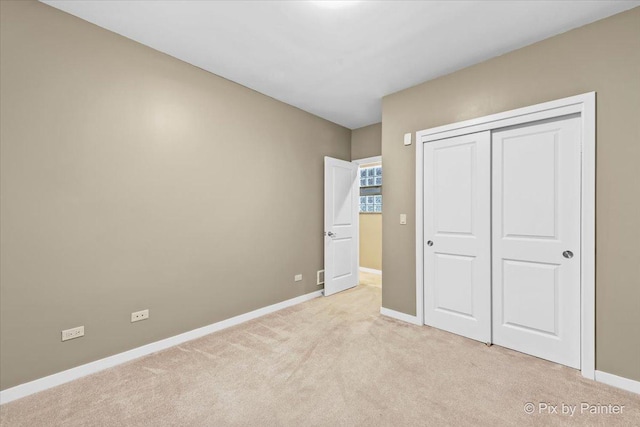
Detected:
left=353, top=156, right=382, bottom=290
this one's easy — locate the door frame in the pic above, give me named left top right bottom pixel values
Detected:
left=353, top=155, right=382, bottom=166
left=415, top=92, right=596, bottom=379
left=353, top=156, right=382, bottom=274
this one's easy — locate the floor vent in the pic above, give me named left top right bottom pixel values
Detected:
left=317, top=270, right=325, bottom=285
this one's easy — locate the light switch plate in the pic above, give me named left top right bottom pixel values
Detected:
left=403, top=133, right=412, bottom=146
left=400, top=214, right=407, bottom=225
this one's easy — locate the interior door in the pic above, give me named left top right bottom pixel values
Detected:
left=324, top=157, right=359, bottom=296
left=492, top=115, right=581, bottom=368
left=423, top=131, right=491, bottom=343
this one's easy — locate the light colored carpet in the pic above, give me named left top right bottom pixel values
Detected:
left=1, top=278, right=638, bottom=426
left=358, top=271, right=381, bottom=288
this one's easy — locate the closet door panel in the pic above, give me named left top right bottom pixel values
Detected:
left=492, top=116, right=581, bottom=369
left=423, top=131, right=491, bottom=343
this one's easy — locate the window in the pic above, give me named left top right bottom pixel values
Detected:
left=359, top=165, right=382, bottom=213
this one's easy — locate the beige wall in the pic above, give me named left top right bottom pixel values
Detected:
left=381, top=7, right=640, bottom=381
left=351, top=123, right=381, bottom=160
left=0, top=1, right=350, bottom=390
left=359, top=214, right=382, bottom=271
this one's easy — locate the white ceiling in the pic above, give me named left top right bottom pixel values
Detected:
left=42, top=1, right=638, bottom=129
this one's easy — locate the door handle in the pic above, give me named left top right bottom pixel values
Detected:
left=563, top=250, right=574, bottom=259
left=427, top=240, right=434, bottom=247
left=327, top=231, right=337, bottom=238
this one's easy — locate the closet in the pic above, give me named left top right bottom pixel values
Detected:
left=422, top=113, right=582, bottom=369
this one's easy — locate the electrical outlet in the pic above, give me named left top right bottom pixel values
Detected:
left=131, top=309, right=149, bottom=323
left=317, top=270, right=325, bottom=285
left=294, top=274, right=303, bottom=282
left=61, top=326, right=84, bottom=342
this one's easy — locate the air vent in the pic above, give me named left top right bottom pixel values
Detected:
left=317, top=269, right=325, bottom=285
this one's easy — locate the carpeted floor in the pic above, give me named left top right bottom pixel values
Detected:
left=1, top=274, right=638, bottom=426
left=357, top=271, right=381, bottom=288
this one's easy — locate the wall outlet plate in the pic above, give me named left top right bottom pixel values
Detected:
left=131, top=309, right=149, bottom=323
left=61, top=326, right=84, bottom=341
left=294, top=274, right=303, bottom=282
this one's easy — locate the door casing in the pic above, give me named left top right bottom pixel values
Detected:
left=415, top=92, right=596, bottom=379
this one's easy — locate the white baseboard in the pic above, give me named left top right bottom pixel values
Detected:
left=595, top=370, right=640, bottom=395
left=0, top=290, right=323, bottom=405
left=360, top=267, right=382, bottom=275
left=380, top=307, right=422, bottom=326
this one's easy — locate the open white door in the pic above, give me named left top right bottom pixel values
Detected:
left=423, top=131, right=491, bottom=343
left=324, top=156, right=359, bottom=296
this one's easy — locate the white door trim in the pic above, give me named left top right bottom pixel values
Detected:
left=352, top=155, right=382, bottom=165
left=415, top=92, right=596, bottom=379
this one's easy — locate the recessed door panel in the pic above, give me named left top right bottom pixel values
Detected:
left=333, top=167, right=355, bottom=226
left=502, top=259, right=558, bottom=336
left=332, top=237, right=354, bottom=279
left=492, top=115, right=581, bottom=369
left=502, top=131, right=558, bottom=239
left=435, top=144, right=475, bottom=235
left=434, top=254, right=475, bottom=318
left=424, top=131, right=491, bottom=343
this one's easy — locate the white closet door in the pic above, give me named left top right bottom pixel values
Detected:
left=424, top=131, right=491, bottom=343
left=492, top=115, right=581, bottom=368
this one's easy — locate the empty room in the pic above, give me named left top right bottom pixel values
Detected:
left=1, top=1, right=639, bottom=425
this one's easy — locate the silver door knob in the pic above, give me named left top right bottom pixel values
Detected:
left=327, top=231, right=337, bottom=237
left=563, top=250, right=574, bottom=259
left=427, top=240, right=434, bottom=247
